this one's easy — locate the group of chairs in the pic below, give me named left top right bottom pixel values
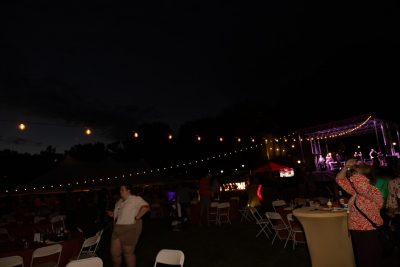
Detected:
left=243, top=199, right=305, bottom=250
left=0, top=228, right=103, bottom=267
left=1, top=233, right=186, bottom=267
left=208, top=202, right=231, bottom=226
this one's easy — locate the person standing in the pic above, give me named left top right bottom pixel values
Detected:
left=386, top=170, right=400, bottom=248
left=198, top=173, right=212, bottom=225
left=176, top=183, right=194, bottom=223
left=318, top=155, right=326, bottom=170
left=336, top=159, right=383, bottom=267
left=107, top=184, right=150, bottom=267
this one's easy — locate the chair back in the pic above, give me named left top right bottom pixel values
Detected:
left=31, top=244, right=62, bottom=267
left=0, top=255, right=24, bottom=267
left=217, top=202, right=231, bottom=225
left=272, top=200, right=287, bottom=211
left=217, top=202, right=230, bottom=210
left=248, top=207, right=263, bottom=222
left=66, top=257, right=103, bottom=267
left=154, top=249, right=185, bottom=267
left=77, top=233, right=101, bottom=259
left=266, top=211, right=284, bottom=222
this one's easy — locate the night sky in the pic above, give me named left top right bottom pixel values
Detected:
left=1, top=2, right=399, bottom=153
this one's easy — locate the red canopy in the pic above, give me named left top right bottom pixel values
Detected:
left=254, top=162, right=293, bottom=173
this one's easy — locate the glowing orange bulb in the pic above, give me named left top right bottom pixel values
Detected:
left=133, top=132, right=139, bottom=138
left=219, top=137, right=223, bottom=142
left=168, top=134, right=173, bottom=140
left=18, top=123, right=26, bottom=130
left=197, top=136, right=201, bottom=141
left=85, top=128, right=92, bottom=135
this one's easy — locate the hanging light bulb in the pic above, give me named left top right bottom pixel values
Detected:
left=168, top=134, right=173, bottom=140
left=133, top=131, right=139, bottom=138
left=85, top=128, right=92, bottom=135
left=219, top=137, right=223, bottom=142
left=18, top=123, right=27, bottom=131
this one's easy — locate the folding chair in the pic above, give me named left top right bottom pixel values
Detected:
left=239, top=206, right=252, bottom=222
left=70, top=232, right=101, bottom=260
left=216, top=202, right=231, bottom=225
left=265, top=212, right=289, bottom=245
left=272, top=200, right=287, bottom=212
left=154, top=249, right=184, bottom=267
left=31, top=244, right=62, bottom=267
left=207, top=202, right=219, bottom=225
left=248, top=207, right=271, bottom=239
left=66, top=257, right=103, bottom=267
left=285, top=213, right=305, bottom=250
left=0, top=255, right=24, bottom=267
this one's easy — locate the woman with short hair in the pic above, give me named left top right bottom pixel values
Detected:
left=107, top=184, right=150, bottom=267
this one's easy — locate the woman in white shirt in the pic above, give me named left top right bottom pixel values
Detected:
left=107, top=184, right=150, bottom=267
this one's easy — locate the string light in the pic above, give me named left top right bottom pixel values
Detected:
left=4, top=127, right=304, bottom=193
left=305, top=115, right=372, bottom=140
left=85, top=128, right=92, bottom=135
left=18, top=123, right=27, bottom=131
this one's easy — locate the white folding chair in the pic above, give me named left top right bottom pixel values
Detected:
left=285, top=213, right=305, bottom=250
left=70, top=233, right=101, bottom=260
left=265, top=212, right=289, bottom=245
left=207, top=202, right=219, bottom=225
left=239, top=206, right=252, bottom=222
left=31, top=244, right=62, bottom=267
left=272, top=200, right=287, bottom=212
left=0, top=255, right=24, bottom=267
left=66, top=257, right=103, bottom=267
left=154, top=249, right=184, bottom=267
left=216, top=202, right=231, bottom=225
left=248, top=207, right=271, bottom=239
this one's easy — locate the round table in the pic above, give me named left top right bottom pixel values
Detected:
left=293, top=208, right=355, bottom=267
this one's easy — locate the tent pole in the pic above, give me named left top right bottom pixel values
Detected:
left=298, top=133, right=305, bottom=163
left=396, top=127, right=400, bottom=153
left=373, top=118, right=381, bottom=151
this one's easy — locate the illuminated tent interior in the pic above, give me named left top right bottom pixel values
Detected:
left=254, top=161, right=294, bottom=178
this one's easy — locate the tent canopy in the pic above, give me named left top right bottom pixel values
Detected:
left=254, top=162, right=293, bottom=173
